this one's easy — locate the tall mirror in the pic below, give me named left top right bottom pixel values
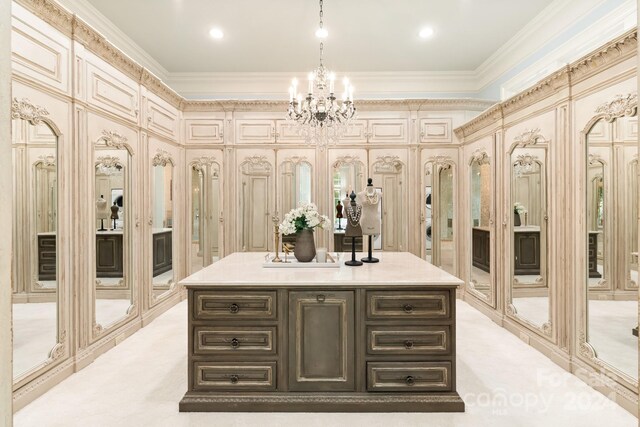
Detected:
left=508, top=133, right=550, bottom=332
left=469, top=151, right=492, bottom=302
left=425, top=160, right=455, bottom=275
left=372, top=156, right=405, bottom=251
left=11, top=103, right=63, bottom=380
left=94, top=132, right=133, bottom=332
left=152, top=150, right=175, bottom=299
left=189, top=159, right=221, bottom=273
left=332, top=156, right=365, bottom=252
left=584, top=106, right=638, bottom=381
left=280, top=157, right=312, bottom=214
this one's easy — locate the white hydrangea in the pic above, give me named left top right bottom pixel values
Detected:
left=279, top=202, right=330, bottom=235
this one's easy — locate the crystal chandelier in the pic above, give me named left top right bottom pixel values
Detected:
left=286, top=0, right=356, bottom=146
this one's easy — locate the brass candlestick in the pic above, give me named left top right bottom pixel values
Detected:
left=272, top=215, right=282, bottom=263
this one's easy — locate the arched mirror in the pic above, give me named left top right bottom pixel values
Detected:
left=189, top=158, right=221, bottom=273
left=582, top=98, right=638, bottom=381
left=424, top=159, right=455, bottom=275
left=151, top=150, right=175, bottom=300
left=332, top=156, right=365, bottom=251
left=507, top=131, right=550, bottom=333
left=469, top=151, right=493, bottom=303
left=93, top=132, right=134, bottom=333
left=11, top=99, right=64, bottom=381
left=280, top=157, right=312, bottom=214
left=371, top=156, right=405, bottom=251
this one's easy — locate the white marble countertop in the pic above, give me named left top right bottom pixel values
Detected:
left=180, top=252, right=464, bottom=288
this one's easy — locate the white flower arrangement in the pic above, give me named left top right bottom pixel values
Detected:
left=279, top=202, right=330, bottom=235
left=514, top=202, right=527, bottom=215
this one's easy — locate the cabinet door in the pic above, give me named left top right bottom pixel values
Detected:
left=368, top=119, right=407, bottom=143
left=289, top=291, right=355, bottom=391
left=235, top=120, right=275, bottom=144
left=275, top=120, right=303, bottom=143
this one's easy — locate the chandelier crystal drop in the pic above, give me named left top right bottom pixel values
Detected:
left=286, top=0, right=356, bottom=147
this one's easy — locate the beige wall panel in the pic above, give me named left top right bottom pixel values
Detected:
left=235, top=119, right=275, bottom=144
left=145, top=91, right=179, bottom=141
left=85, top=52, right=140, bottom=124
left=420, top=118, right=453, bottom=143
left=368, top=119, right=408, bottom=143
left=11, top=3, right=70, bottom=95
left=185, top=119, right=224, bottom=144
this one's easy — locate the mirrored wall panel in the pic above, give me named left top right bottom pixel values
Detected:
left=189, top=160, right=221, bottom=273
left=332, top=156, right=365, bottom=252
left=280, top=157, right=312, bottom=214
left=469, top=152, right=492, bottom=301
left=94, top=140, right=133, bottom=331
left=585, top=114, right=638, bottom=380
left=425, top=161, right=455, bottom=275
left=372, top=156, right=404, bottom=251
left=12, top=116, right=60, bottom=380
left=509, top=138, right=550, bottom=332
left=152, top=152, right=175, bottom=299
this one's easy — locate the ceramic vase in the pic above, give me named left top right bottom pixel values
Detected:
left=294, top=229, right=316, bottom=262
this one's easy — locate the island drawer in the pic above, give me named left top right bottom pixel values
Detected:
left=367, top=326, right=450, bottom=355
left=193, top=291, right=277, bottom=320
left=366, top=291, right=451, bottom=320
left=367, top=362, right=452, bottom=392
left=193, top=361, right=277, bottom=391
left=194, top=326, right=277, bottom=355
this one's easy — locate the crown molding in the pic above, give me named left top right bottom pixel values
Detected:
left=180, top=98, right=496, bottom=113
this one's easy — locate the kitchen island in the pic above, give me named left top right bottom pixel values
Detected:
left=179, top=252, right=464, bottom=412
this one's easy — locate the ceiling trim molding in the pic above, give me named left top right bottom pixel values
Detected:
left=180, top=98, right=496, bottom=113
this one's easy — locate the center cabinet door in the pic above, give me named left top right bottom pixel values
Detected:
left=288, top=291, right=355, bottom=391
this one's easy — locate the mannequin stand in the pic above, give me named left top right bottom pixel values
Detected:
left=361, top=235, right=379, bottom=263
left=98, top=219, right=106, bottom=232
left=345, top=237, right=363, bottom=267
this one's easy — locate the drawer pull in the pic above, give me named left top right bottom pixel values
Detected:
left=230, top=338, right=240, bottom=348
left=229, top=375, right=239, bottom=384
left=403, top=304, right=414, bottom=313
left=317, top=294, right=326, bottom=303
left=405, top=375, right=415, bottom=386
left=229, top=303, right=240, bottom=314
left=404, top=340, right=414, bottom=349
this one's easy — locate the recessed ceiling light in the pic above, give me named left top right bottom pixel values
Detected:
left=209, top=28, right=224, bottom=39
left=315, top=27, right=328, bottom=39
left=419, top=27, right=434, bottom=39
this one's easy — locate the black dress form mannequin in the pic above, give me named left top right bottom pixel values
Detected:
left=110, top=202, right=120, bottom=230
left=344, top=191, right=363, bottom=267
left=361, top=178, right=379, bottom=263
left=336, top=200, right=343, bottom=230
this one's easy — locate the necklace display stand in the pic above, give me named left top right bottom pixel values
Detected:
left=344, top=191, right=363, bottom=267
left=361, top=235, right=379, bottom=263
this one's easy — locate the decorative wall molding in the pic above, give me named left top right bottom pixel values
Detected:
left=151, top=149, right=175, bottom=167
left=424, top=156, right=454, bottom=176
left=372, top=156, right=403, bottom=174
left=595, top=93, right=638, bottom=122
left=570, top=30, right=638, bottom=85
left=190, top=156, right=219, bottom=171
left=469, top=149, right=490, bottom=166
left=97, top=130, right=133, bottom=155
left=95, top=155, right=123, bottom=169
left=240, top=155, right=272, bottom=174
left=514, top=128, right=548, bottom=146
left=37, top=154, right=56, bottom=167
left=11, top=98, right=49, bottom=125
left=454, top=103, right=502, bottom=140
left=332, top=155, right=363, bottom=169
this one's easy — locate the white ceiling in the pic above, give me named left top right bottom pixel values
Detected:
left=85, top=0, right=554, bottom=73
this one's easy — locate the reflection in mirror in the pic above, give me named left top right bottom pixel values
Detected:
left=332, top=157, right=365, bottom=231
left=372, top=156, right=404, bottom=251
left=509, top=143, right=550, bottom=331
left=469, top=154, right=492, bottom=299
left=189, top=161, right=221, bottom=273
left=425, top=162, right=455, bottom=275
left=12, top=117, right=59, bottom=379
left=94, top=147, right=132, bottom=329
left=240, top=156, right=272, bottom=252
left=281, top=158, right=312, bottom=214
left=586, top=115, right=638, bottom=380
left=152, top=154, right=174, bottom=298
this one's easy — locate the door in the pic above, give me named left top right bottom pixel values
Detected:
left=288, top=291, right=355, bottom=391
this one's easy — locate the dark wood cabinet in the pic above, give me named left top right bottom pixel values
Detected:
left=37, top=234, right=57, bottom=281
left=472, top=227, right=490, bottom=273
left=153, top=230, right=173, bottom=276
left=334, top=232, right=363, bottom=252
left=513, top=230, right=541, bottom=275
left=288, top=291, right=355, bottom=391
left=588, top=232, right=602, bottom=278
left=96, top=233, right=124, bottom=278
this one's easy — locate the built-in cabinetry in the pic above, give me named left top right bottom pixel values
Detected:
left=513, top=228, right=541, bottom=275
left=471, top=227, right=490, bottom=273
left=180, top=252, right=464, bottom=412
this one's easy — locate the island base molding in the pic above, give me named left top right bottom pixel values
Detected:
left=179, top=392, right=465, bottom=412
